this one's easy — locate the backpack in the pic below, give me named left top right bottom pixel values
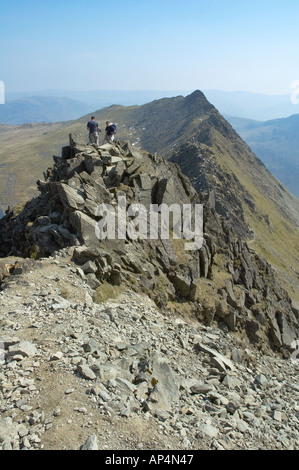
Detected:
left=111, top=124, right=117, bottom=134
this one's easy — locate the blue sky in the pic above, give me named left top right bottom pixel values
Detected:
left=1, top=0, right=299, bottom=94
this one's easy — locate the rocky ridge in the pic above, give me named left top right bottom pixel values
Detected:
left=0, top=135, right=298, bottom=354
left=0, top=249, right=299, bottom=450
left=1, top=90, right=298, bottom=304
left=0, top=136, right=299, bottom=450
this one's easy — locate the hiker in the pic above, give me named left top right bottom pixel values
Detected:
left=103, top=121, right=116, bottom=144
left=87, top=116, right=101, bottom=146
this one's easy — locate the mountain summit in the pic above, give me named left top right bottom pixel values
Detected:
left=88, top=90, right=299, bottom=300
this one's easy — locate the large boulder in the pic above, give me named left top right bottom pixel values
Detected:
left=69, top=210, right=98, bottom=248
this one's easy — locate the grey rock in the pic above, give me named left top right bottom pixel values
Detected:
left=276, top=312, right=297, bottom=349
left=84, top=154, right=104, bottom=175
left=197, top=343, right=234, bottom=371
left=50, top=351, right=63, bottom=361
left=135, top=382, right=149, bottom=401
left=269, top=316, right=283, bottom=348
left=171, top=272, right=193, bottom=299
left=58, top=183, right=85, bottom=210
left=0, top=418, right=19, bottom=444
left=190, top=383, right=214, bottom=395
left=200, top=423, right=219, bottom=439
left=153, top=409, right=170, bottom=422
left=36, top=216, right=52, bottom=226
left=8, top=341, right=37, bottom=359
left=81, top=434, right=99, bottom=450
left=69, top=210, right=98, bottom=248
left=149, top=353, right=180, bottom=405
left=126, top=159, right=142, bottom=176
left=77, top=364, right=96, bottom=380
left=236, top=419, right=250, bottom=433
left=246, top=317, right=261, bottom=343
left=90, top=363, right=131, bottom=382
left=115, top=377, right=137, bottom=395
left=0, top=335, right=20, bottom=349
left=99, top=391, right=111, bottom=402
left=81, top=260, right=97, bottom=274
left=146, top=383, right=172, bottom=412
left=210, top=356, right=229, bottom=373
left=254, top=374, right=268, bottom=388
left=226, top=401, right=240, bottom=415
left=82, top=338, right=99, bottom=353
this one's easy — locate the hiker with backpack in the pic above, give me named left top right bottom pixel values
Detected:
left=103, top=121, right=117, bottom=144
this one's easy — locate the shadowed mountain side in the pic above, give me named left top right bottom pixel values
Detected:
left=88, top=91, right=299, bottom=301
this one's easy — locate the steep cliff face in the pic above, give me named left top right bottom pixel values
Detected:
left=169, top=142, right=255, bottom=240
left=0, top=135, right=298, bottom=353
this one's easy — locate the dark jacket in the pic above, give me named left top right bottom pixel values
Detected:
left=106, top=125, right=115, bottom=136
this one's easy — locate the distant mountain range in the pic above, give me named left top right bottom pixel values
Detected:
left=2, top=91, right=192, bottom=124
left=203, top=90, right=299, bottom=121
left=3, top=88, right=299, bottom=125
left=226, top=114, right=299, bottom=199
left=0, top=96, right=92, bottom=124
left=6, top=89, right=191, bottom=107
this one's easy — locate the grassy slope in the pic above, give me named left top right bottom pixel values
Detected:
left=204, top=127, right=299, bottom=302
left=0, top=121, right=80, bottom=210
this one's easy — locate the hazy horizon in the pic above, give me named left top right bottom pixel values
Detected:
left=3, top=88, right=299, bottom=122
left=4, top=88, right=295, bottom=97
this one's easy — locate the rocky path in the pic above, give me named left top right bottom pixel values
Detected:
left=0, top=249, right=298, bottom=450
